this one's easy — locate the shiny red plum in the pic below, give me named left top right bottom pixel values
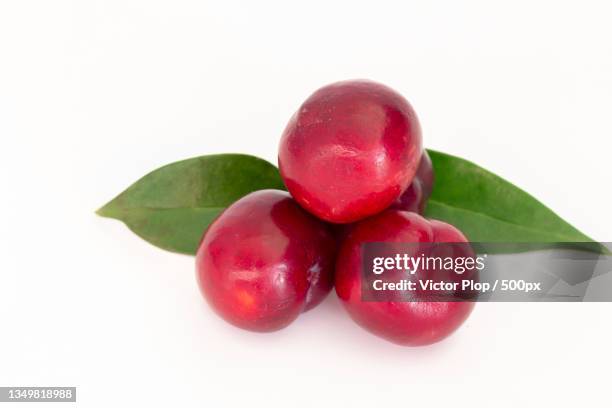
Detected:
left=196, top=190, right=336, bottom=332
left=334, top=210, right=476, bottom=346
left=278, top=80, right=422, bottom=224
left=333, top=151, right=434, bottom=242
left=392, top=150, right=434, bottom=214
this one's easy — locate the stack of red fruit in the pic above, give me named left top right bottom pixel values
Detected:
left=196, top=80, right=474, bottom=346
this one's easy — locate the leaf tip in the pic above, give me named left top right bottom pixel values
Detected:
left=95, top=203, right=116, bottom=219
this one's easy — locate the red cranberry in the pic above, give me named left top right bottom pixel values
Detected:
left=196, top=190, right=336, bottom=332
left=391, top=150, right=434, bottom=214
left=335, top=210, right=475, bottom=346
left=278, top=80, right=422, bottom=224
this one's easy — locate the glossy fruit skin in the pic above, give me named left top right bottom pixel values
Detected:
left=278, top=80, right=422, bottom=224
left=391, top=150, right=434, bottom=214
left=335, top=210, right=475, bottom=346
left=196, top=190, right=336, bottom=332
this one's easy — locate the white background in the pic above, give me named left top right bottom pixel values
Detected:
left=1, top=1, right=611, bottom=407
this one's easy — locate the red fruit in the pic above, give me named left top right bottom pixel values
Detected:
left=335, top=210, right=475, bottom=346
left=278, top=80, right=422, bottom=224
left=196, top=190, right=336, bottom=332
left=391, top=150, right=434, bottom=214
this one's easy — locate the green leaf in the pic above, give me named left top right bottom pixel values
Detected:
left=97, top=154, right=285, bottom=254
left=98, top=149, right=600, bottom=256
left=424, top=149, right=597, bottom=246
